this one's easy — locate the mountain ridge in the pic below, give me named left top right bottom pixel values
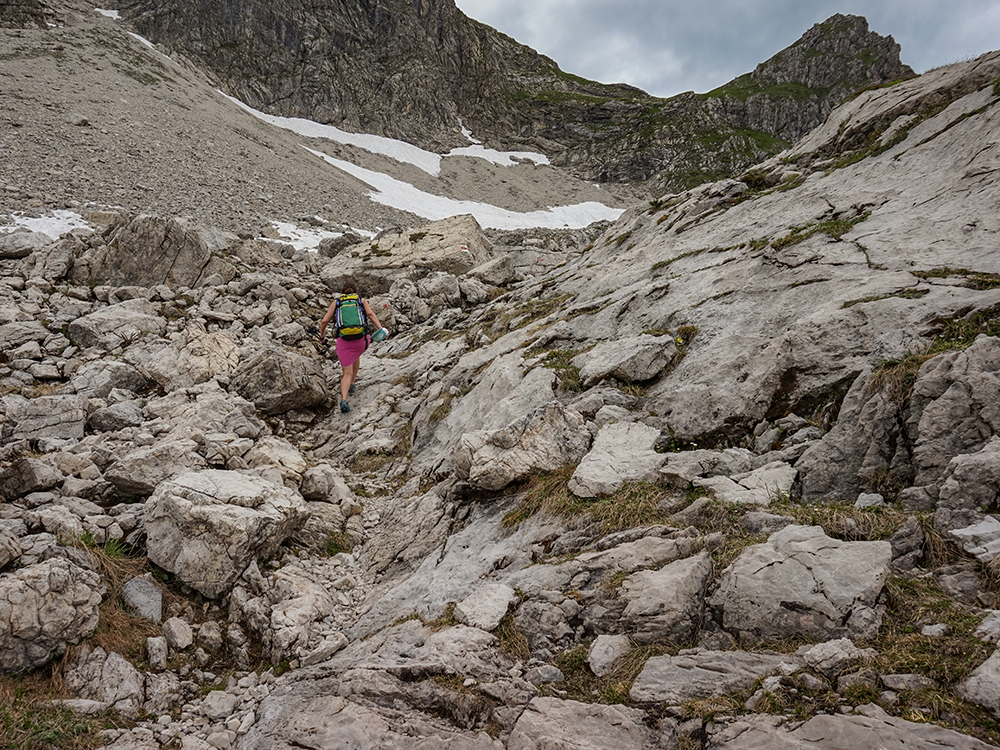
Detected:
left=109, top=1, right=913, bottom=191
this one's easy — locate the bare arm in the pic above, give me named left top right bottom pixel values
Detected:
left=363, top=299, right=383, bottom=331
left=318, top=301, right=337, bottom=340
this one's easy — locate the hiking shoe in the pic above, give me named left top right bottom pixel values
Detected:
left=348, top=383, right=356, bottom=394
left=340, top=400, right=350, bottom=414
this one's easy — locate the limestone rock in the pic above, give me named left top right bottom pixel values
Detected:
left=586, top=634, right=633, bottom=677
left=0, top=558, right=103, bottom=673
left=573, top=334, right=677, bottom=388
left=0, top=228, right=49, bottom=259
left=710, top=525, right=891, bottom=641
left=0, top=457, right=64, bottom=499
left=229, top=346, right=327, bottom=416
left=145, top=470, right=309, bottom=598
left=659, top=448, right=757, bottom=488
left=67, top=298, right=166, bottom=350
left=63, top=646, right=145, bottom=717
left=122, top=575, right=162, bottom=623
left=456, top=401, right=590, bottom=491
left=695, top=461, right=796, bottom=506
left=706, top=705, right=1000, bottom=749
left=454, top=583, right=517, bottom=632
left=958, top=649, right=1000, bottom=718
left=508, top=697, right=663, bottom=750
left=142, top=329, right=241, bottom=392
left=104, top=439, right=208, bottom=496
left=1, top=395, right=88, bottom=442
left=71, top=214, right=236, bottom=289
left=569, top=421, right=667, bottom=498
left=630, top=648, right=800, bottom=703
left=618, top=551, right=712, bottom=645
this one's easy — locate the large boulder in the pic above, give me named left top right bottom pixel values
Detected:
left=104, top=439, right=208, bottom=496
left=0, top=558, right=104, bottom=674
left=320, top=214, right=493, bottom=294
left=1, top=395, right=88, bottom=443
left=935, top=437, right=1000, bottom=536
left=62, top=646, right=145, bottom=717
left=145, top=470, right=309, bottom=598
left=630, top=648, right=800, bottom=704
left=0, top=228, right=49, bottom=259
left=455, top=401, right=591, bottom=491
left=707, top=705, right=999, bottom=749
left=70, top=215, right=236, bottom=288
left=140, top=329, right=241, bottom=392
left=229, top=346, right=327, bottom=416
left=709, top=525, right=892, bottom=641
left=569, top=421, right=668, bottom=498
left=573, top=334, right=677, bottom=388
left=508, top=697, right=664, bottom=750
left=67, top=299, right=166, bottom=350
left=618, top=551, right=712, bottom=645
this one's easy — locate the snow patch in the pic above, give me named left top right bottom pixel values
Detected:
left=0, top=210, right=92, bottom=239
left=304, top=148, right=622, bottom=230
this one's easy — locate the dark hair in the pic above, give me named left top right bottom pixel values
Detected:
left=341, top=282, right=357, bottom=294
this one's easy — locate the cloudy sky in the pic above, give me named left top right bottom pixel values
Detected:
left=453, top=0, right=1000, bottom=97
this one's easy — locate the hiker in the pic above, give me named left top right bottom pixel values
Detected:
left=318, top=282, right=385, bottom=414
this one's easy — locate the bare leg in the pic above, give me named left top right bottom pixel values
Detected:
left=340, top=358, right=361, bottom=402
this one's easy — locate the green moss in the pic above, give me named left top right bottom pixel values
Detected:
left=842, top=288, right=929, bottom=308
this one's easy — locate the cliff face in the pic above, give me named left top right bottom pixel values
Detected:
left=111, top=1, right=913, bottom=191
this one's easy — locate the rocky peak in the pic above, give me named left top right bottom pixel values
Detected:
left=752, top=14, right=912, bottom=91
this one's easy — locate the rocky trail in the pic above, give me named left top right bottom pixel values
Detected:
left=3, top=5, right=1000, bottom=750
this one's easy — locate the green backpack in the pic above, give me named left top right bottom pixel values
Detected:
left=335, top=293, right=367, bottom=340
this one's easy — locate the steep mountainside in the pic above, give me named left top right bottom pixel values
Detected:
left=111, top=1, right=913, bottom=191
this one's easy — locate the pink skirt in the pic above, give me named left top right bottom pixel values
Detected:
left=335, top=335, right=369, bottom=368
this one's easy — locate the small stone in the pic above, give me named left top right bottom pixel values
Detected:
left=147, top=636, right=168, bottom=670
left=163, top=617, right=194, bottom=650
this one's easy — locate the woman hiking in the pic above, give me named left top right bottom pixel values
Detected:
left=318, top=282, right=385, bottom=414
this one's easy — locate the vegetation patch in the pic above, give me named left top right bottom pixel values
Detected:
left=871, top=305, right=1000, bottom=405
left=536, top=348, right=586, bottom=392
left=842, top=288, right=929, bottom=308
left=912, top=268, right=1000, bottom=290
left=861, top=576, right=1000, bottom=744
left=544, top=642, right=673, bottom=705
left=408, top=231, right=427, bottom=243
left=502, top=469, right=679, bottom=535
left=771, top=212, right=870, bottom=250
left=0, top=673, right=126, bottom=750
left=493, top=612, right=530, bottom=661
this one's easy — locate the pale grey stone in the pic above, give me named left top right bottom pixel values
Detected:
left=619, top=551, right=712, bottom=645
left=630, top=649, right=800, bottom=703
left=63, top=646, right=145, bottom=717
left=122, top=575, right=162, bottom=623
left=141, top=329, right=240, bottom=392
left=104, top=439, right=208, bottom=495
left=800, top=638, right=875, bottom=678
left=2, top=395, right=87, bottom=442
left=456, top=401, right=590, bottom=491
left=0, top=558, right=103, bottom=673
left=586, top=634, right=633, bottom=677
left=146, top=636, right=168, bottom=670
left=569, top=421, right=667, bottom=498
left=201, top=690, right=241, bottom=720
left=573, top=334, right=677, bottom=388
left=454, top=583, right=517, bottom=632
left=958, top=649, right=1000, bottom=717
left=229, top=346, right=327, bottom=416
left=508, top=697, right=662, bottom=750
left=706, top=706, right=999, bottom=749
left=163, top=617, right=193, bottom=650
left=710, top=525, right=892, bottom=641
left=67, top=298, right=166, bottom=350
left=146, top=470, right=309, bottom=598
left=659, top=448, right=757, bottom=488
